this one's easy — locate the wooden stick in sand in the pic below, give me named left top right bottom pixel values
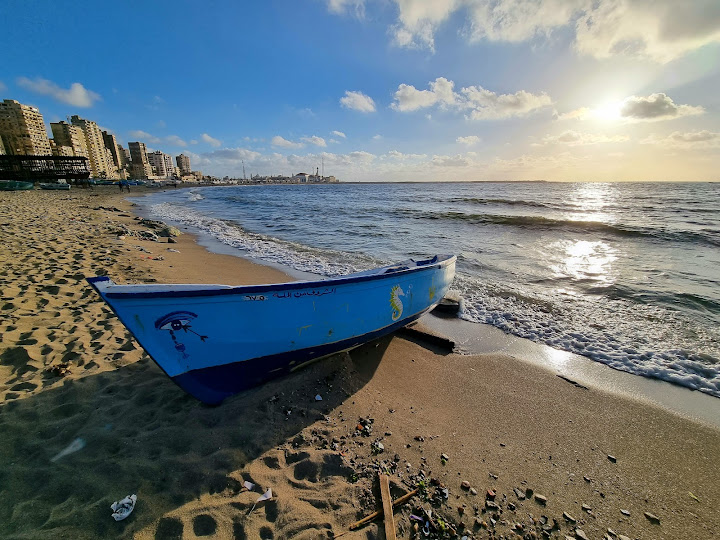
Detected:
left=379, top=474, right=396, bottom=540
left=333, top=483, right=418, bottom=538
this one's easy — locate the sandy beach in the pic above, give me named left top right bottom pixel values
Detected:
left=1, top=187, right=719, bottom=540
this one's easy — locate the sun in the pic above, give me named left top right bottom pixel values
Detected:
left=592, top=100, right=623, bottom=122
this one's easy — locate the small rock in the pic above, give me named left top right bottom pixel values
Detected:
left=461, top=481, right=471, bottom=490
left=618, top=536, right=632, bottom=540
left=575, top=530, right=589, bottom=540
left=606, top=528, right=616, bottom=537
left=475, top=517, right=487, bottom=528
left=644, top=512, right=660, bottom=524
left=371, top=441, right=384, bottom=454
left=583, top=475, right=591, bottom=482
left=535, top=494, right=547, bottom=505
left=525, top=488, right=534, bottom=499
left=469, top=488, right=478, bottom=496
left=457, top=506, right=464, bottom=515
left=581, top=504, right=592, bottom=512
left=441, top=453, right=449, bottom=462
left=486, top=489, right=496, bottom=500
left=563, top=512, right=576, bottom=523
left=508, top=502, right=516, bottom=511
left=620, top=509, right=630, bottom=516
left=513, top=487, right=526, bottom=500
left=607, top=455, right=617, bottom=463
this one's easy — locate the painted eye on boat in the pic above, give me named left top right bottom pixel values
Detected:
left=154, top=311, right=198, bottom=331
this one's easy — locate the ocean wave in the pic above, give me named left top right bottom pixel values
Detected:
left=454, top=275, right=720, bottom=398
left=452, top=197, right=556, bottom=210
left=187, top=191, right=204, bottom=201
left=427, top=212, right=720, bottom=247
left=148, top=202, right=382, bottom=277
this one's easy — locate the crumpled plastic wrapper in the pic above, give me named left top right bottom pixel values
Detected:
left=110, top=494, right=137, bottom=521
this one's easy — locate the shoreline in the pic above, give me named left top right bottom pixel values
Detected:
left=0, top=187, right=718, bottom=539
left=133, top=184, right=720, bottom=429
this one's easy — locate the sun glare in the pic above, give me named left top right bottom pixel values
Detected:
left=593, top=100, right=623, bottom=122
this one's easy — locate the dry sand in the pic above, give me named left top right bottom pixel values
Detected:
left=1, top=187, right=719, bottom=540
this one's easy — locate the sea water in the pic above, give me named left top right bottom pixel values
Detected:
left=136, top=182, right=720, bottom=398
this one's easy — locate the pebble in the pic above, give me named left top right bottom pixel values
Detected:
left=534, top=494, right=547, bottom=505
left=575, top=530, right=589, bottom=540
left=581, top=503, right=592, bottom=512
left=486, top=489, right=496, bottom=500
left=620, top=509, right=630, bottom=516
left=644, top=512, right=660, bottom=524
left=461, top=481, right=471, bottom=490
left=583, top=475, right=591, bottom=482
left=475, top=517, right=487, bottom=528
left=469, top=488, right=477, bottom=496
left=563, top=512, right=576, bottom=523
left=618, top=536, right=631, bottom=540
left=513, top=487, right=526, bottom=500
left=607, top=454, right=617, bottom=463
left=441, top=453, right=449, bottom=462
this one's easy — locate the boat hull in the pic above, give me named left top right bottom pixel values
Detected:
left=88, top=255, right=456, bottom=404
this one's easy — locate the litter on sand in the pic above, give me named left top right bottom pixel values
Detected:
left=110, top=494, right=137, bottom=521
left=243, top=481, right=256, bottom=491
left=50, top=437, right=86, bottom=462
left=249, top=488, right=273, bottom=514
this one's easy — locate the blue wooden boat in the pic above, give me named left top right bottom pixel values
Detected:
left=88, top=255, right=456, bottom=404
left=39, top=182, right=71, bottom=190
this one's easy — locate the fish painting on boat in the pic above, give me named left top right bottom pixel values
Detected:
left=88, top=255, right=456, bottom=404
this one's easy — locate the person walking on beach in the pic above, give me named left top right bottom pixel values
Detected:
left=120, top=180, right=130, bottom=192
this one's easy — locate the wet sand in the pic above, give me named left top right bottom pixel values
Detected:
left=0, top=187, right=719, bottom=539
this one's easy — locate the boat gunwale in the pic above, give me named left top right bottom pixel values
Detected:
left=89, top=254, right=456, bottom=300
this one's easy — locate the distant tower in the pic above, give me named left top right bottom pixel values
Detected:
left=176, top=153, right=191, bottom=174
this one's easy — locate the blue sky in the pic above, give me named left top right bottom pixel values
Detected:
left=2, top=0, right=720, bottom=181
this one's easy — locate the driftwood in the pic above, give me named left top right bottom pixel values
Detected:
left=379, top=474, right=396, bottom=540
left=333, top=485, right=418, bottom=537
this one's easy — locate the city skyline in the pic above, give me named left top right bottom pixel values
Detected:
left=2, top=1, right=719, bottom=182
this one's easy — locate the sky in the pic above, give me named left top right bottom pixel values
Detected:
left=2, top=0, right=720, bottom=182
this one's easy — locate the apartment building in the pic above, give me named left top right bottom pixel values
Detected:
left=128, top=141, right=153, bottom=179
left=176, top=153, right=191, bottom=174
left=70, top=115, right=117, bottom=178
left=51, top=121, right=88, bottom=158
left=0, top=99, right=52, bottom=155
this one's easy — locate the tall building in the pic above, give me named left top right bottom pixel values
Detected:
left=49, top=139, right=75, bottom=156
left=70, top=115, right=116, bottom=178
left=51, top=121, right=88, bottom=158
left=128, top=141, right=153, bottom=179
left=176, top=153, right=191, bottom=174
left=0, top=99, right=52, bottom=155
left=147, top=150, right=168, bottom=177
left=102, top=131, right=124, bottom=171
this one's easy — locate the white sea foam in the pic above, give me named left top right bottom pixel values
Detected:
left=454, top=274, right=720, bottom=398
left=187, top=191, right=204, bottom=201
left=149, top=202, right=380, bottom=278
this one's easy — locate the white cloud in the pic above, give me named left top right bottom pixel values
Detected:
left=302, top=135, right=327, bottom=147
left=540, top=130, right=629, bottom=146
left=0, top=81, right=6, bottom=92
left=332, top=130, right=347, bottom=138
left=190, top=140, right=198, bottom=145
left=392, top=77, right=552, bottom=119
left=327, top=0, right=365, bottom=17
left=431, top=154, right=472, bottom=167
left=555, top=107, right=592, bottom=121
left=384, top=0, right=720, bottom=62
left=619, top=93, right=704, bottom=121
left=457, top=135, right=481, bottom=146
left=391, top=77, right=456, bottom=112
left=372, top=134, right=383, bottom=140
left=384, top=150, right=427, bottom=160
left=340, top=90, right=376, bottom=113
left=640, top=130, right=720, bottom=148
left=201, top=133, right=222, bottom=147
left=128, top=130, right=161, bottom=144
left=16, top=77, right=100, bottom=107
left=271, top=136, right=304, bottom=149
left=165, top=135, right=188, bottom=147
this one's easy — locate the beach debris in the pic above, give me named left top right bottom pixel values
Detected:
left=513, top=487, right=526, bottom=500
left=441, top=453, right=449, bottom=464
left=575, top=529, right=589, bottom=540
left=45, top=361, right=70, bottom=377
left=644, top=511, right=661, bottom=524
left=379, top=474, right=397, bottom=540
left=166, top=248, right=180, bottom=253
left=242, top=480, right=255, bottom=491
left=469, top=487, right=477, bottom=496
left=110, top=494, right=137, bottom=521
left=607, top=454, right=617, bottom=463
left=371, top=441, right=385, bottom=454
left=249, top=488, right=273, bottom=514
left=486, top=489, right=496, bottom=500
left=620, top=509, right=631, bottom=516
left=50, top=437, right=86, bottom=462
left=315, top=394, right=322, bottom=401
left=341, top=486, right=418, bottom=536
left=563, top=511, right=577, bottom=523
left=688, top=491, right=700, bottom=502
left=535, top=493, right=548, bottom=505
left=582, top=503, right=592, bottom=512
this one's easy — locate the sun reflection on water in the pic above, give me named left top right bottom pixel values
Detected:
left=550, top=239, right=617, bottom=284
